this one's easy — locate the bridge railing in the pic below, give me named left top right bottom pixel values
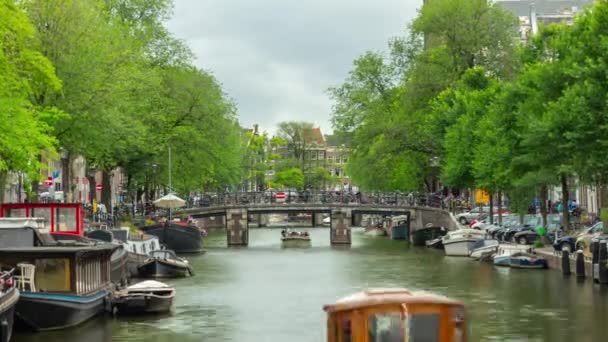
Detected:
left=185, top=191, right=445, bottom=209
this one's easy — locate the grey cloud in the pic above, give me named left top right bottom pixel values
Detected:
left=167, top=0, right=422, bottom=135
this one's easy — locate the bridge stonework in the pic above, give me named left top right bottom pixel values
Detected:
left=184, top=203, right=458, bottom=247
left=330, top=209, right=351, bottom=244
left=226, top=208, right=248, bottom=245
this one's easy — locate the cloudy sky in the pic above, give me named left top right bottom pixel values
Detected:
left=167, top=0, right=423, bottom=135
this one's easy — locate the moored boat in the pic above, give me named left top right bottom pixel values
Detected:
left=442, top=229, right=485, bottom=256
left=113, top=280, right=175, bottom=315
left=139, top=222, right=202, bottom=253
left=425, top=237, right=444, bottom=249
left=110, top=228, right=161, bottom=278
left=137, top=250, right=193, bottom=278
left=0, top=218, right=115, bottom=332
left=0, top=268, right=19, bottom=342
left=493, top=244, right=533, bottom=267
left=364, top=222, right=388, bottom=237
left=509, top=252, right=547, bottom=269
left=469, top=239, right=500, bottom=260
left=322, top=288, right=468, bottom=341
left=412, top=225, right=448, bottom=246
left=388, top=215, right=409, bottom=240
left=280, top=230, right=311, bottom=248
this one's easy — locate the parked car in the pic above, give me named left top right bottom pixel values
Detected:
left=575, top=222, right=605, bottom=251
left=513, top=217, right=562, bottom=245
left=499, top=215, right=542, bottom=242
left=455, top=206, right=491, bottom=225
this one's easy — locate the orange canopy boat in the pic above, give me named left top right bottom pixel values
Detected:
left=323, top=288, right=468, bottom=342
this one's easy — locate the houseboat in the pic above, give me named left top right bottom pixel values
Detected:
left=111, top=227, right=161, bottom=278
left=139, top=221, right=202, bottom=253
left=442, top=229, right=485, bottom=256
left=388, top=215, right=409, bottom=240
left=0, top=218, right=116, bottom=331
left=0, top=203, right=129, bottom=286
left=323, top=288, right=468, bottom=341
left=0, top=268, right=19, bottom=342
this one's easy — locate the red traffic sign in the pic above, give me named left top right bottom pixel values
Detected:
left=96, top=184, right=102, bottom=191
left=276, top=192, right=285, bottom=199
left=44, top=176, right=53, bottom=187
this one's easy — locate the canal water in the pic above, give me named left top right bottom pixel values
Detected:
left=14, top=227, right=608, bottom=342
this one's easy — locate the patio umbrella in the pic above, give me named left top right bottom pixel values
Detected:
left=153, top=193, right=186, bottom=209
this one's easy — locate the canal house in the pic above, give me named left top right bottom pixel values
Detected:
left=0, top=218, right=116, bottom=331
left=323, top=288, right=468, bottom=342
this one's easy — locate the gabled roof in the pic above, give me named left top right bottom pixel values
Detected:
left=305, top=127, right=325, bottom=145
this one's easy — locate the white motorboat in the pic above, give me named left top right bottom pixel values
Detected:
left=442, top=229, right=485, bottom=256
left=113, top=280, right=175, bottom=314
left=493, top=244, right=533, bottom=266
left=469, top=239, right=500, bottom=260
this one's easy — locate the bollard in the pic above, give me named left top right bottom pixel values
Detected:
left=592, top=239, right=601, bottom=282
left=561, top=250, right=571, bottom=275
left=576, top=251, right=586, bottom=278
left=598, top=241, right=608, bottom=284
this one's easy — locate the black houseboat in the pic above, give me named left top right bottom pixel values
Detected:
left=139, top=222, right=202, bottom=253
left=0, top=218, right=116, bottom=331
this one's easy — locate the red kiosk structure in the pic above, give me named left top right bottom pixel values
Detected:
left=0, top=203, right=85, bottom=237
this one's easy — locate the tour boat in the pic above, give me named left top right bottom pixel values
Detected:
left=508, top=252, right=547, bottom=269
left=412, top=225, right=448, bottom=246
left=468, top=239, right=500, bottom=260
left=139, top=221, right=203, bottom=253
left=137, top=249, right=193, bottom=278
left=0, top=218, right=115, bottom=331
left=0, top=268, right=19, bottom=342
left=442, top=229, right=485, bottom=256
left=323, top=288, right=468, bottom=342
left=280, top=231, right=312, bottom=248
left=388, top=215, right=409, bottom=240
left=364, top=222, right=388, bottom=237
left=493, top=245, right=533, bottom=267
left=113, top=280, right=175, bottom=315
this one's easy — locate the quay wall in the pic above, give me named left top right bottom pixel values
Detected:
left=535, top=249, right=593, bottom=279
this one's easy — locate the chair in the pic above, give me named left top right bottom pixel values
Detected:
left=15, top=263, right=36, bottom=292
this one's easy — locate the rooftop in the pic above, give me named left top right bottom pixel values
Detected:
left=322, top=288, right=463, bottom=313
left=497, top=0, right=592, bottom=17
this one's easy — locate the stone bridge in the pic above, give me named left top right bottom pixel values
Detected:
left=179, top=203, right=457, bottom=246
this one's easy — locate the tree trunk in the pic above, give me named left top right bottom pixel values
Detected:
left=497, top=191, right=502, bottom=225
left=0, top=171, right=7, bottom=204
left=489, top=191, right=494, bottom=225
left=87, top=173, right=96, bottom=205
left=561, top=174, right=570, bottom=230
left=61, top=152, right=70, bottom=203
left=540, top=185, right=548, bottom=229
left=101, top=170, right=112, bottom=211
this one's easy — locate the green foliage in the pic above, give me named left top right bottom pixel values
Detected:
left=534, top=240, right=545, bottom=249
left=0, top=0, right=243, bottom=205
left=0, top=0, right=63, bottom=196
left=273, top=168, right=304, bottom=190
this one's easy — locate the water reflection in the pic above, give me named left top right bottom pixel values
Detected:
left=13, top=227, right=608, bottom=342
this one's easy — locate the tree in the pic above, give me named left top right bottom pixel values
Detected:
left=273, top=168, right=304, bottom=190
left=0, top=0, right=63, bottom=202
